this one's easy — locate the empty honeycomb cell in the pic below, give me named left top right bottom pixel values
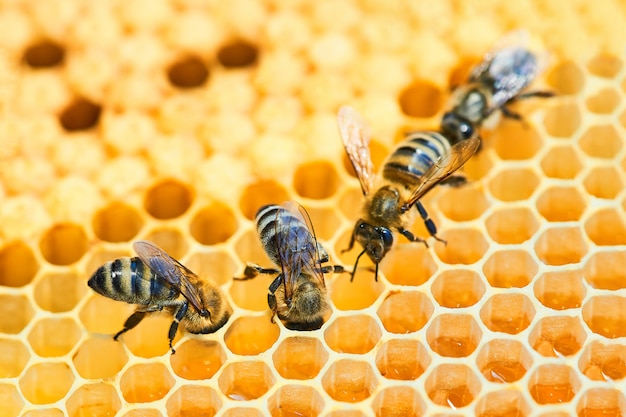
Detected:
left=534, top=270, right=585, bottom=310
left=34, top=271, right=85, bottom=312
left=92, top=202, right=144, bottom=243
left=39, top=223, right=88, bottom=265
left=166, top=385, right=222, bottom=417
left=322, top=359, right=377, bottom=403
left=272, top=336, right=328, bottom=380
left=0, top=384, right=23, bottom=417
left=293, top=161, right=340, bottom=200
left=426, top=314, right=482, bottom=358
left=433, top=229, right=488, bottom=265
left=545, top=60, right=585, bottom=95
left=540, top=146, right=583, bottom=179
left=224, top=315, right=280, bottom=355
left=536, top=186, right=586, bottom=222
left=342, top=140, right=389, bottom=181
left=375, top=339, right=430, bottom=381
left=268, top=385, right=324, bottom=417
left=437, top=186, right=489, bottom=221
left=170, top=339, right=226, bottom=380
left=65, top=383, right=121, bottom=417
left=475, top=391, right=530, bottom=417
left=239, top=180, right=291, bottom=220
left=431, top=270, right=485, bottom=308
left=483, top=250, right=537, bottom=288
left=324, top=314, right=381, bottom=354
left=529, top=316, right=586, bottom=357
left=23, top=40, right=65, bottom=67
left=120, top=363, right=175, bottom=403
left=218, top=361, right=275, bottom=401
left=491, top=119, right=543, bottom=160
left=534, top=227, right=587, bottom=266
left=186, top=250, right=237, bottom=286
left=380, top=244, right=437, bottom=286
left=377, top=291, right=433, bottom=334
left=143, top=228, right=189, bottom=260
left=217, top=40, right=259, bottom=68
left=582, top=296, right=626, bottom=338
left=585, top=251, right=626, bottom=290
left=28, top=317, right=80, bottom=357
left=476, top=339, right=532, bottom=383
left=480, top=293, right=535, bottom=335
left=398, top=80, right=443, bottom=118
left=329, top=266, right=385, bottom=311
left=579, top=341, right=626, bottom=381
left=485, top=208, right=538, bottom=244
left=583, top=166, right=623, bottom=199
left=123, top=314, right=182, bottom=358
left=166, top=55, right=209, bottom=88
left=462, top=149, right=494, bottom=181
left=301, top=205, right=342, bottom=241
left=579, top=125, right=622, bottom=158
left=122, top=410, right=162, bottom=417
left=144, top=179, right=194, bottom=220
left=371, top=386, right=424, bottom=417
left=528, top=364, right=580, bottom=404
left=72, top=337, right=128, bottom=379
left=0, top=294, right=33, bottom=334
left=221, top=408, right=263, bottom=417
left=59, top=97, right=102, bottom=131
left=0, top=339, right=29, bottom=377
left=19, top=363, right=75, bottom=404
left=0, top=240, right=38, bottom=287
left=577, top=388, right=626, bottom=417
left=189, top=202, right=238, bottom=245
left=587, top=53, right=623, bottom=78
left=585, top=209, right=626, bottom=245
left=488, top=168, right=539, bottom=202
left=585, top=87, right=620, bottom=114
left=543, top=101, right=581, bottom=138
left=425, top=364, right=480, bottom=408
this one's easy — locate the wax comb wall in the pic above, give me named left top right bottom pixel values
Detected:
left=0, top=1, right=626, bottom=416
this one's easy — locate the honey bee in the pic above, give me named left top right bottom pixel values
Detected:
left=88, top=240, right=231, bottom=354
left=441, top=30, right=553, bottom=145
left=234, top=202, right=344, bottom=330
left=338, top=105, right=480, bottom=281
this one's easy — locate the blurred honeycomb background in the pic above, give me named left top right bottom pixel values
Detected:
left=1, top=0, right=626, bottom=416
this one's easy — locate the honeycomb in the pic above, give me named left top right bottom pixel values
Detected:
left=1, top=1, right=626, bottom=416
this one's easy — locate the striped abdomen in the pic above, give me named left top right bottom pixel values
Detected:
left=88, top=257, right=179, bottom=305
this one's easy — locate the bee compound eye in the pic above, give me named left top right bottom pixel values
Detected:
left=379, top=228, right=394, bottom=246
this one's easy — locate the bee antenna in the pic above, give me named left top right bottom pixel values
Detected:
left=350, top=249, right=367, bottom=282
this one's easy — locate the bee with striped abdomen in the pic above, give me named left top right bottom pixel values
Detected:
left=235, top=202, right=344, bottom=330
left=88, top=240, right=231, bottom=354
left=338, top=105, right=479, bottom=281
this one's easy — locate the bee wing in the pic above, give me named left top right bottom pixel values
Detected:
left=133, top=240, right=208, bottom=315
left=404, top=136, right=480, bottom=208
left=337, top=105, right=376, bottom=196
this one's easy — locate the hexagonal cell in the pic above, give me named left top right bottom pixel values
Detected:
left=488, top=168, right=539, bottom=202
left=584, top=166, right=623, bottom=199
left=218, top=361, right=275, bottom=401
left=79, top=291, right=135, bottom=335
left=543, top=102, right=581, bottom=138
left=221, top=409, right=263, bottom=417
left=239, top=180, right=291, bottom=220
left=34, top=271, right=85, bottom=312
left=534, top=227, right=587, bottom=266
left=217, top=40, right=258, bottom=68
left=293, top=160, right=340, bottom=200
left=485, top=207, right=538, bottom=244
left=144, top=179, right=193, bottom=220
left=476, top=339, right=532, bottom=383
left=577, top=388, right=626, bottom=417
left=380, top=244, right=437, bottom=286
left=480, top=293, right=535, bottom=334
left=166, top=385, right=221, bottom=417
left=375, top=339, right=430, bottom=381
left=528, top=364, right=580, bottom=404
left=66, top=383, right=121, bottom=417
left=437, top=186, right=489, bottom=222
left=372, top=386, right=424, bottom=417
left=475, top=391, right=530, bottom=417
left=585, top=209, right=626, bottom=246
left=329, top=264, right=385, bottom=311
left=540, top=146, right=583, bottom=179
left=536, top=186, right=586, bottom=222
left=483, top=250, right=537, bottom=288
left=398, top=80, right=444, bottom=118
left=143, top=228, right=188, bottom=260
left=579, top=125, right=622, bottom=158
left=587, top=53, right=623, bottom=78
left=0, top=384, right=23, bottom=417
left=431, top=270, right=485, bottom=308
left=23, top=409, right=65, bottom=417
left=59, top=97, right=102, bottom=131
left=20, top=363, right=75, bottom=404
left=545, top=60, right=585, bottom=95
left=322, top=359, right=377, bottom=403
left=579, top=341, right=626, bottom=381
left=186, top=249, right=237, bottom=287
left=190, top=202, right=238, bottom=245
left=122, top=313, right=181, bottom=358
left=0, top=294, right=34, bottom=334
left=120, top=363, right=175, bottom=403
left=325, top=314, right=381, bottom=354
left=224, top=315, right=280, bottom=355
left=39, top=223, right=88, bottom=265
left=268, top=385, right=324, bottom=417
left=434, top=229, right=488, bottom=265
left=463, top=148, right=494, bottom=180
left=529, top=316, right=586, bottom=357
left=425, top=364, right=480, bottom=408
left=73, top=337, right=128, bottom=379
left=28, top=317, right=80, bottom=357
left=273, top=336, right=328, bottom=380
left=170, top=339, right=226, bottom=380
left=0, top=339, right=29, bottom=378
left=491, top=118, right=542, bottom=160
left=377, top=291, right=434, bottom=334
left=426, top=314, right=482, bottom=358
left=0, top=240, right=39, bottom=287
left=585, top=251, right=626, bottom=290
left=583, top=296, right=626, bottom=338
left=121, top=410, right=162, bottom=417
left=534, top=270, right=585, bottom=310
left=92, top=202, right=143, bottom=243
left=586, top=87, right=620, bottom=114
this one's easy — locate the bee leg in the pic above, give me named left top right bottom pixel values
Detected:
left=414, top=201, right=447, bottom=245
left=267, top=275, right=282, bottom=321
left=341, top=228, right=357, bottom=254
left=500, top=105, right=523, bottom=121
left=319, top=264, right=346, bottom=275
left=234, top=263, right=280, bottom=280
left=514, top=90, right=555, bottom=100
left=440, top=175, right=468, bottom=188
left=167, top=302, right=189, bottom=354
left=350, top=249, right=369, bottom=282
left=114, top=310, right=148, bottom=341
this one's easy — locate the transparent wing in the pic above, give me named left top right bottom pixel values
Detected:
left=337, top=105, right=376, bottom=196
left=404, top=136, right=480, bottom=208
left=133, top=240, right=208, bottom=315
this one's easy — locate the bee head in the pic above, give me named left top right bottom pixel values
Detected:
left=355, top=221, right=393, bottom=264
